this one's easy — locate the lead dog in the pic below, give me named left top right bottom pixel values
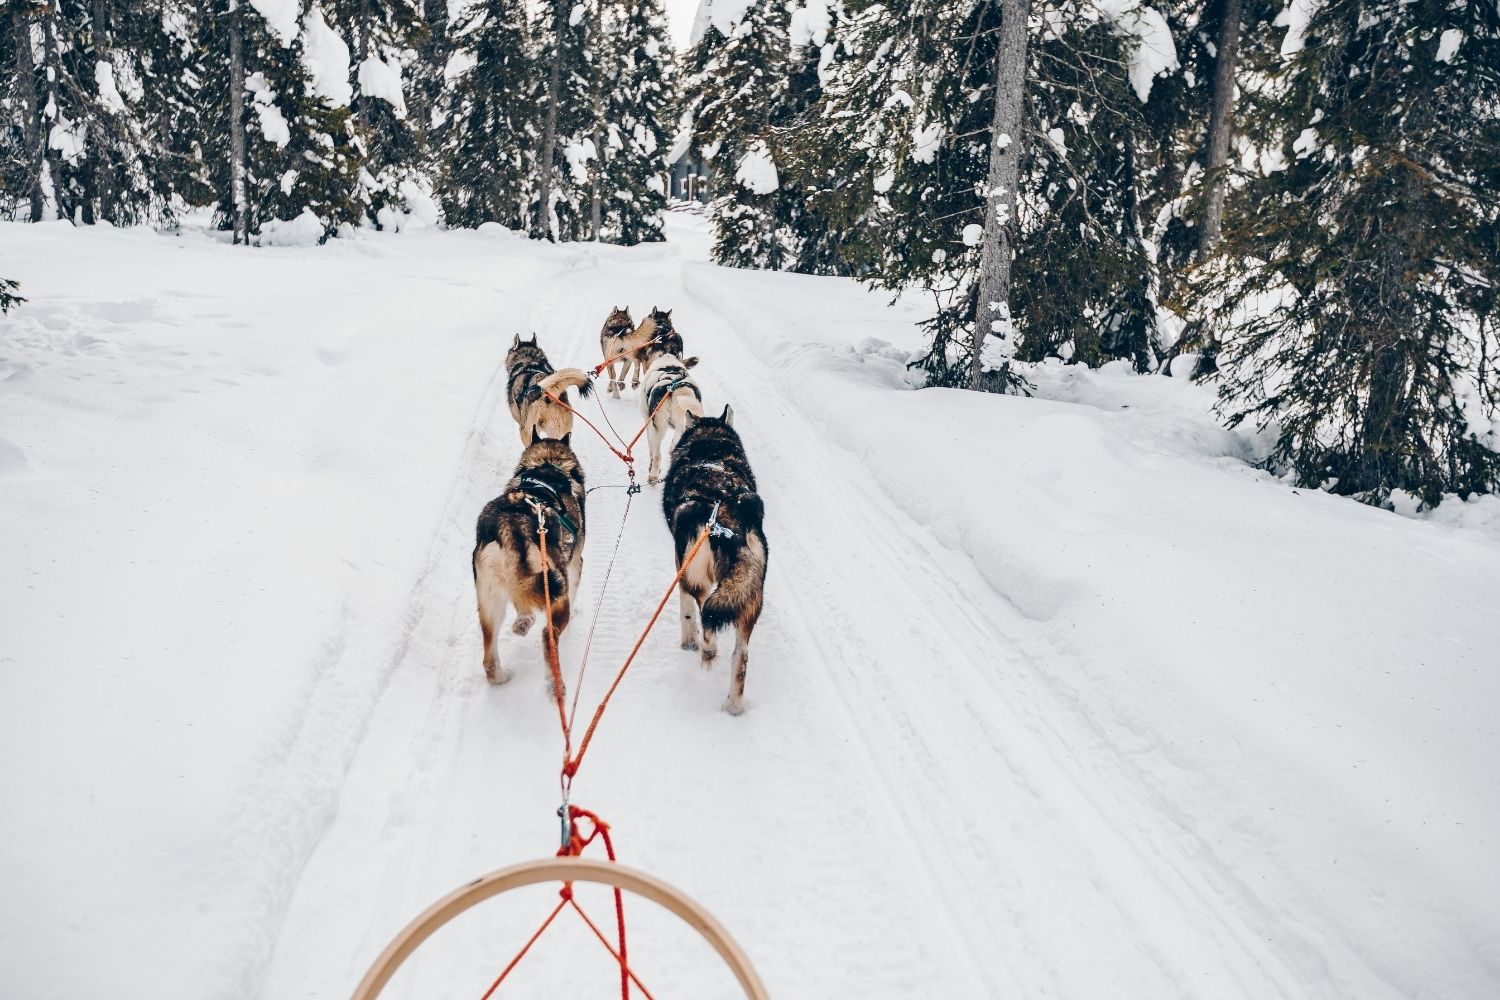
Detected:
left=507, top=334, right=592, bottom=444
left=473, top=433, right=586, bottom=685
left=598, top=307, right=636, bottom=398
left=661, top=405, right=767, bottom=715
left=639, top=353, right=703, bottom=485
left=628, top=307, right=679, bottom=388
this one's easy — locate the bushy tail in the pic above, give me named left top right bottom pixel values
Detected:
left=531, top=367, right=593, bottom=401
left=701, top=525, right=767, bottom=632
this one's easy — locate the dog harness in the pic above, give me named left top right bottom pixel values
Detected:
left=645, top=368, right=702, bottom=416
left=518, top=470, right=580, bottom=542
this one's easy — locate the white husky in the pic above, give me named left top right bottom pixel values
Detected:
left=638, top=354, right=703, bottom=485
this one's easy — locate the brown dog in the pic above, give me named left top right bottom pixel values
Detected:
left=473, top=433, right=586, bottom=685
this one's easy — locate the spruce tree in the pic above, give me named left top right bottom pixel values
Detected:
left=0, top=276, right=23, bottom=312
left=531, top=0, right=595, bottom=241
left=1201, top=0, right=1500, bottom=503
left=193, top=0, right=364, bottom=241
left=325, top=0, right=425, bottom=225
left=595, top=0, right=671, bottom=244
left=434, top=0, right=537, bottom=229
left=688, top=0, right=798, bottom=268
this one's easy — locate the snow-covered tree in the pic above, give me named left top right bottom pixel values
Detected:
left=685, top=0, right=800, bottom=268
left=531, top=0, right=595, bottom=241
left=197, top=0, right=363, bottom=242
left=1201, top=0, right=1500, bottom=503
left=323, top=0, right=424, bottom=226
left=434, top=0, right=537, bottom=228
left=594, top=0, right=671, bottom=244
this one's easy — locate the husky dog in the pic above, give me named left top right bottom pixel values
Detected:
left=639, top=353, right=703, bottom=486
left=473, top=433, right=587, bottom=685
left=626, top=307, right=678, bottom=391
left=661, top=405, right=767, bottom=715
left=506, top=333, right=592, bottom=445
left=598, top=307, right=636, bottom=398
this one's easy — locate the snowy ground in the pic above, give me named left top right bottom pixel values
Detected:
left=2, top=213, right=1497, bottom=1000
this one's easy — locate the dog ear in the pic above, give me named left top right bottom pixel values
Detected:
left=512, top=333, right=521, bottom=349
left=531, top=427, right=543, bottom=445
left=665, top=309, right=673, bottom=318
left=560, top=433, right=571, bottom=447
left=528, top=333, right=538, bottom=344
left=721, top=404, right=734, bottom=426
left=684, top=356, right=700, bottom=369
left=683, top=410, right=700, bottom=427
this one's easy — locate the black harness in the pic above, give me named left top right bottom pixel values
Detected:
left=645, top=366, right=702, bottom=415
left=517, top=465, right=580, bottom=541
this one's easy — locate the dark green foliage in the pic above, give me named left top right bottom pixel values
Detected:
left=434, top=0, right=537, bottom=229
left=0, top=275, right=23, bottom=313
left=596, top=0, right=672, bottom=245
left=1202, top=0, right=1500, bottom=503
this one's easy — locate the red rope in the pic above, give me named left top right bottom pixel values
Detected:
left=477, top=896, right=568, bottom=1000
left=540, top=386, right=675, bottom=475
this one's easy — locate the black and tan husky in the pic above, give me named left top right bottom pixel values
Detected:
left=473, top=433, right=586, bottom=685
left=629, top=307, right=680, bottom=386
left=661, top=405, right=767, bottom=715
left=506, top=334, right=592, bottom=444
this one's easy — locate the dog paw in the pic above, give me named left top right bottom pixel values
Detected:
left=700, top=648, right=718, bottom=668
left=511, top=615, right=534, bottom=636
left=631, top=379, right=640, bottom=388
left=680, top=637, right=699, bottom=651
left=486, top=663, right=513, bottom=685
left=722, top=696, right=745, bottom=716
left=647, top=474, right=660, bottom=486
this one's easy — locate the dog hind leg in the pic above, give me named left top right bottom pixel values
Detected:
left=723, top=618, right=753, bottom=715
left=679, top=587, right=700, bottom=651
left=474, top=546, right=513, bottom=684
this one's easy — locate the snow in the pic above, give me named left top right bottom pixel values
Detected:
left=910, top=121, right=943, bottom=163
left=95, top=59, right=127, bottom=114
left=301, top=7, right=353, bottom=108
left=788, top=0, right=831, bottom=50
left=1279, top=0, right=1319, bottom=57
left=564, top=138, right=597, bottom=183
left=356, top=57, right=407, bottom=118
left=1096, top=0, right=1180, bottom=102
left=47, top=116, right=86, bottom=162
left=569, top=2, right=586, bottom=27
left=1436, top=28, right=1463, bottom=62
left=249, top=0, right=301, bottom=47
left=734, top=141, right=779, bottom=194
left=1, top=213, right=1498, bottom=1000
left=245, top=73, right=291, bottom=148
left=258, top=207, right=327, bottom=245
left=961, top=222, right=984, bottom=247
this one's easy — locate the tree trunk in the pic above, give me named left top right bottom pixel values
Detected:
left=41, top=4, right=67, bottom=222
left=11, top=10, right=44, bottom=222
left=589, top=127, right=602, bottom=241
left=91, top=0, right=112, bottom=224
left=228, top=0, right=249, bottom=245
left=968, top=0, right=1031, bottom=392
left=1197, top=0, right=1242, bottom=260
left=533, top=0, right=567, bottom=241
left=355, top=0, right=371, bottom=131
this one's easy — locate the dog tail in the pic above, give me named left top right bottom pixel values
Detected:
left=535, top=367, right=593, bottom=400
left=700, top=504, right=767, bottom=633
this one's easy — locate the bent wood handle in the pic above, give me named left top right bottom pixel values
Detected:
left=350, top=856, right=771, bottom=1000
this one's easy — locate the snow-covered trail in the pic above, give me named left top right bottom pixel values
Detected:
left=5, top=217, right=1495, bottom=1000
left=256, top=221, right=1425, bottom=1000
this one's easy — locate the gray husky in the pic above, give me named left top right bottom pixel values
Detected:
left=660, top=405, right=767, bottom=715
left=506, top=334, right=592, bottom=445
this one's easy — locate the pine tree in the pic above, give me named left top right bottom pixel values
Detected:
left=1201, top=0, right=1500, bottom=503
left=325, top=0, right=425, bottom=225
left=688, top=0, right=797, bottom=268
left=594, top=0, right=671, bottom=244
left=531, top=0, right=596, bottom=241
left=194, top=0, right=364, bottom=242
left=434, top=0, right=538, bottom=228
left=0, top=275, right=23, bottom=312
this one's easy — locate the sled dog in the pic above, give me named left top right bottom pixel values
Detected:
left=639, top=353, right=703, bottom=485
left=629, top=307, right=680, bottom=385
left=506, top=333, right=592, bottom=445
left=473, top=433, right=587, bottom=685
left=598, top=307, right=636, bottom=398
left=661, top=405, right=767, bottom=715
